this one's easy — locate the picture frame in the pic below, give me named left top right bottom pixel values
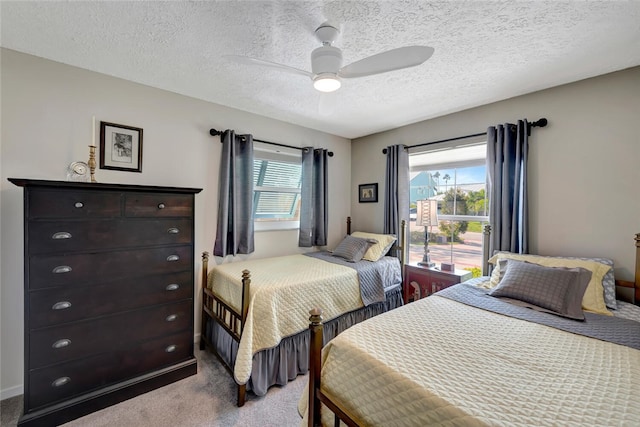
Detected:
left=99, top=121, right=143, bottom=173
left=358, top=183, right=378, bottom=203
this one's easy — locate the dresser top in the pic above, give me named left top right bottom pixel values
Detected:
left=8, top=178, right=202, bottom=194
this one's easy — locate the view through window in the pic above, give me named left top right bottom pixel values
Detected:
left=409, top=142, right=488, bottom=277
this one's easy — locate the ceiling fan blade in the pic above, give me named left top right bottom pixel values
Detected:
left=224, top=55, right=313, bottom=78
left=338, top=46, right=434, bottom=79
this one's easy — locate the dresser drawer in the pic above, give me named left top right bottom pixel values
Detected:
left=28, top=189, right=121, bottom=219
left=29, top=245, right=193, bottom=289
left=28, top=219, right=193, bottom=254
left=125, top=193, right=192, bottom=217
left=29, top=299, right=192, bottom=369
left=29, top=271, right=193, bottom=328
left=28, top=330, right=193, bottom=410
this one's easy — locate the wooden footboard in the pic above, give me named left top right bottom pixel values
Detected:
left=199, top=251, right=250, bottom=406
left=308, top=308, right=360, bottom=427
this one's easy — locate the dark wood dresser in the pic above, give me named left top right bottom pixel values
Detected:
left=9, top=178, right=202, bottom=427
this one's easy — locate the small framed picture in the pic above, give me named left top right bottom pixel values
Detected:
left=100, top=121, right=143, bottom=173
left=359, top=183, right=378, bottom=203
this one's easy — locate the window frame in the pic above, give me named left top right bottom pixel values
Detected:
left=408, top=140, right=489, bottom=271
left=252, top=145, right=302, bottom=232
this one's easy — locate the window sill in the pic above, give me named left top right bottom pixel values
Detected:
left=254, top=221, right=300, bottom=232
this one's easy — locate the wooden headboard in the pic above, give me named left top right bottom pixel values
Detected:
left=615, top=233, right=640, bottom=305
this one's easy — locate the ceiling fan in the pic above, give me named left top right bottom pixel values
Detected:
left=225, top=22, right=434, bottom=93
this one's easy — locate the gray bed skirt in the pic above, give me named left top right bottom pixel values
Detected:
left=203, top=284, right=404, bottom=397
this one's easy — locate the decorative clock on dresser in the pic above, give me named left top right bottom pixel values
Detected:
left=9, top=178, right=202, bottom=426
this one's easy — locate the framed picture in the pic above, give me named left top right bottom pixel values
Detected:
left=99, top=121, right=143, bottom=172
left=359, top=183, right=378, bottom=203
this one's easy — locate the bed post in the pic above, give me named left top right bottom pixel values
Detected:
left=613, top=233, right=640, bottom=306
left=241, top=270, right=251, bottom=325
left=200, top=252, right=210, bottom=350
left=482, top=225, right=492, bottom=276
left=400, top=219, right=407, bottom=268
left=308, top=308, right=324, bottom=427
left=235, top=269, right=251, bottom=407
left=347, top=216, right=352, bottom=235
left=635, top=233, right=640, bottom=303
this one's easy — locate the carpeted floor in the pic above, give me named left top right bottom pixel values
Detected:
left=1, top=349, right=306, bottom=427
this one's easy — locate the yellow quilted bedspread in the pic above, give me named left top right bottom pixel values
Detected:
left=208, top=254, right=363, bottom=384
left=300, top=295, right=640, bottom=426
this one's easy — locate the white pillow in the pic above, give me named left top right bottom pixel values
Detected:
left=350, top=232, right=397, bottom=262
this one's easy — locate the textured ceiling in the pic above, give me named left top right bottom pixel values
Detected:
left=2, top=1, right=640, bottom=139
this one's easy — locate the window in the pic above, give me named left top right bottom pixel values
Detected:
left=253, top=145, right=302, bottom=231
left=409, top=141, right=488, bottom=276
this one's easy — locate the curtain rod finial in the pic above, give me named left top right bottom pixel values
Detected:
left=530, top=118, right=548, bottom=128
left=210, top=128, right=222, bottom=137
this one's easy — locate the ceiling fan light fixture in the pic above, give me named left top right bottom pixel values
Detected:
left=313, top=74, right=341, bottom=92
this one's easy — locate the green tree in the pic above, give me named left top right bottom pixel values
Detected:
left=442, top=173, right=450, bottom=193
left=437, top=188, right=468, bottom=242
left=466, top=189, right=486, bottom=216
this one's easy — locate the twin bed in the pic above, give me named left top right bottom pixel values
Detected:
left=199, top=218, right=405, bottom=405
left=302, top=231, right=640, bottom=426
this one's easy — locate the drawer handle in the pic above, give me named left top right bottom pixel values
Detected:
left=165, top=345, right=177, bottom=353
left=52, top=265, right=72, bottom=274
left=166, top=314, right=177, bottom=322
left=166, top=284, right=179, bottom=291
left=74, top=202, right=84, bottom=209
left=167, top=228, right=179, bottom=234
left=52, top=232, right=72, bottom=240
left=52, top=301, right=72, bottom=310
left=52, top=377, right=71, bottom=387
left=166, top=255, right=179, bottom=262
left=52, top=339, right=71, bottom=349
left=158, top=203, right=166, bottom=209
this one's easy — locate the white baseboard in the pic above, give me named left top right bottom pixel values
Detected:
left=1, top=384, right=23, bottom=401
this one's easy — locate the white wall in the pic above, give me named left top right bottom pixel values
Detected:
left=0, top=49, right=351, bottom=398
left=352, top=66, right=640, bottom=280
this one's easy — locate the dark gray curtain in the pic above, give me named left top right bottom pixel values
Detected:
left=383, top=145, right=409, bottom=235
left=213, top=130, right=255, bottom=256
left=486, top=120, right=529, bottom=255
left=299, top=148, right=328, bottom=247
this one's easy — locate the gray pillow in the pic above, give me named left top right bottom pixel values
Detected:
left=489, top=259, right=592, bottom=320
left=331, top=235, right=376, bottom=262
left=494, top=254, right=616, bottom=310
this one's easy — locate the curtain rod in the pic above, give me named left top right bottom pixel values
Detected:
left=209, top=129, right=334, bottom=157
left=382, top=118, right=548, bottom=154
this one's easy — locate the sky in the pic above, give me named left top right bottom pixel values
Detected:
left=432, top=165, right=485, bottom=186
